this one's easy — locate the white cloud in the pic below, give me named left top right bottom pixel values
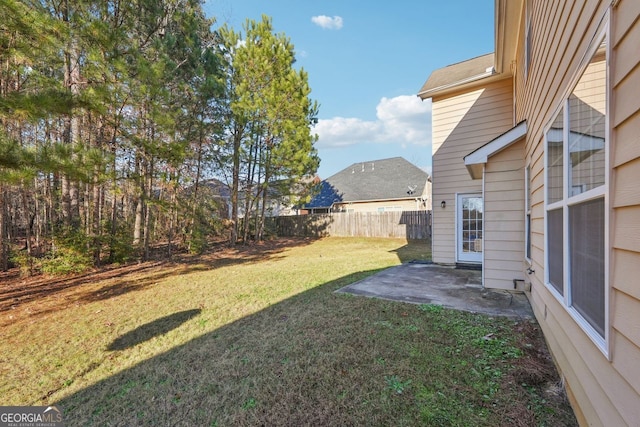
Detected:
left=315, top=117, right=382, bottom=146
left=315, top=95, right=432, bottom=149
left=311, top=15, right=344, bottom=30
left=376, top=95, right=432, bottom=143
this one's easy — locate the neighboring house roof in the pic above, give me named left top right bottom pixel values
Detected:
left=417, top=53, right=496, bottom=99
left=306, top=180, right=343, bottom=209
left=199, top=178, right=231, bottom=198
left=306, top=157, right=429, bottom=209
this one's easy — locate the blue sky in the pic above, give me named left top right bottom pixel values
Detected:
left=203, top=0, right=495, bottom=178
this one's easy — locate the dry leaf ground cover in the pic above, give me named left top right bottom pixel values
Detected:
left=0, top=237, right=576, bottom=426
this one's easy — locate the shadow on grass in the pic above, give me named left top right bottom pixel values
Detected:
left=107, top=309, right=202, bottom=351
left=390, top=239, right=432, bottom=264
left=0, top=237, right=318, bottom=322
left=0, top=261, right=166, bottom=310
left=53, top=266, right=575, bottom=427
left=53, top=270, right=381, bottom=426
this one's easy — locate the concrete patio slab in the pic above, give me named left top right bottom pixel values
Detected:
left=336, top=263, right=534, bottom=319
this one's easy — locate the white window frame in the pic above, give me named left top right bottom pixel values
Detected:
left=455, top=192, right=484, bottom=265
left=543, top=17, right=610, bottom=357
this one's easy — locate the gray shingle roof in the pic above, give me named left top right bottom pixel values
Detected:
left=418, top=53, right=494, bottom=98
left=307, top=157, right=429, bottom=209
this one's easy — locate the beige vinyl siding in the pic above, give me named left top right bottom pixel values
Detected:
left=483, top=140, right=525, bottom=289
left=431, top=79, right=513, bottom=263
left=513, top=0, right=640, bottom=424
left=333, top=199, right=427, bottom=213
left=611, top=0, right=640, bottom=403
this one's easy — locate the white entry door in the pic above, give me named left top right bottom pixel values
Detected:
left=457, top=194, right=483, bottom=263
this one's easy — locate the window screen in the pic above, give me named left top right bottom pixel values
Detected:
left=548, top=208, right=564, bottom=295
left=570, top=197, right=605, bottom=336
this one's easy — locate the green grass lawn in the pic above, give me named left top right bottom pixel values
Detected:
left=0, top=237, right=576, bottom=426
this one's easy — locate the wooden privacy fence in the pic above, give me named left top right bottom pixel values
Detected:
left=271, top=210, right=432, bottom=240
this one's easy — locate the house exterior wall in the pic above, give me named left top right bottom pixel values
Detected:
left=513, top=0, right=640, bottom=424
left=332, top=180, right=432, bottom=213
left=431, top=79, right=513, bottom=264
left=483, top=139, right=525, bottom=289
left=333, top=198, right=429, bottom=213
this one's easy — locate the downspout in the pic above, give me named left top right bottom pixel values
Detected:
left=481, top=165, right=486, bottom=289
left=512, top=60, right=517, bottom=126
left=494, top=0, right=506, bottom=75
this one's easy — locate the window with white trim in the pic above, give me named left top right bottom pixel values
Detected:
left=544, top=35, right=607, bottom=344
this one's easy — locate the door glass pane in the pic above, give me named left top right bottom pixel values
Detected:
left=568, top=42, right=606, bottom=197
left=548, top=207, right=563, bottom=295
left=570, top=197, right=605, bottom=336
left=462, top=196, right=482, bottom=253
left=547, top=108, right=564, bottom=204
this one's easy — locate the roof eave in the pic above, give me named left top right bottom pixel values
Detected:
left=417, top=70, right=514, bottom=100
left=494, top=0, right=525, bottom=74
left=464, top=121, right=527, bottom=179
left=418, top=0, right=524, bottom=101
left=335, top=196, right=427, bottom=205
left=465, top=164, right=485, bottom=180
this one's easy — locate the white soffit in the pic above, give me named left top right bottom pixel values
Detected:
left=464, top=121, right=527, bottom=179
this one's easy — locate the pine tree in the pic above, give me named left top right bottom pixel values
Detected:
left=221, top=16, right=319, bottom=242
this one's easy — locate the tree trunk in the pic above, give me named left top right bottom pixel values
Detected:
left=108, top=143, right=119, bottom=263
left=91, top=119, right=105, bottom=265
left=46, top=172, right=55, bottom=237
left=242, top=137, right=259, bottom=243
left=133, top=195, right=144, bottom=247
left=45, top=121, right=57, bottom=234
left=92, top=168, right=101, bottom=265
left=257, top=145, right=272, bottom=242
left=258, top=179, right=268, bottom=242
left=61, top=174, right=71, bottom=227
left=133, top=157, right=144, bottom=248
left=188, top=130, right=203, bottom=252
left=20, top=187, right=33, bottom=274
left=142, top=158, right=153, bottom=261
left=168, top=174, right=176, bottom=259
left=33, top=176, right=41, bottom=251
left=81, top=181, right=89, bottom=235
left=230, top=125, right=242, bottom=246
left=62, top=1, right=81, bottom=227
left=0, top=186, right=8, bottom=272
